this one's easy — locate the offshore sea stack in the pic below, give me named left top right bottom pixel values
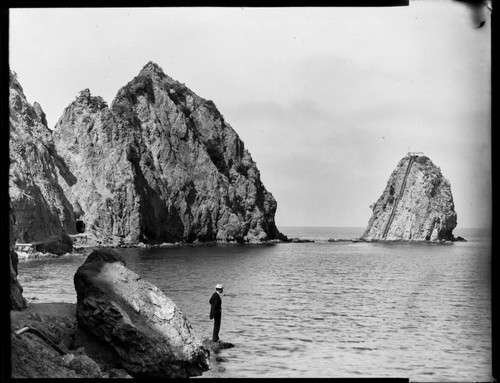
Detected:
left=53, top=62, right=284, bottom=244
left=361, top=153, right=458, bottom=242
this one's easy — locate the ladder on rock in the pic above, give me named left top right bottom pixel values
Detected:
left=381, top=155, right=416, bottom=239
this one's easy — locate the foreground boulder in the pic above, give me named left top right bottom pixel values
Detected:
left=73, top=248, right=209, bottom=378
left=362, top=153, right=458, bottom=241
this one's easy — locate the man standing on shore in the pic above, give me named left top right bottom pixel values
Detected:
left=209, top=284, right=223, bottom=342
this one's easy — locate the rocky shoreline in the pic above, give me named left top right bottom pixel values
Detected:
left=11, top=233, right=469, bottom=378
left=15, top=233, right=290, bottom=261
left=11, top=302, right=236, bottom=378
left=327, top=237, right=467, bottom=244
left=9, top=248, right=233, bottom=379
left=15, top=232, right=468, bottom=261
left=11, top=302, right=121, bottom=378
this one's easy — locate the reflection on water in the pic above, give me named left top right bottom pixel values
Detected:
left=17, top=228, right=491, bottom=381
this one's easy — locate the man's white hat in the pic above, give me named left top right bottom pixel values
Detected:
left=215, top=284, right=224, bottom=289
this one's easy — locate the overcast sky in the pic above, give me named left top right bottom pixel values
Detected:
left=9, top=2, right=491, bottom=230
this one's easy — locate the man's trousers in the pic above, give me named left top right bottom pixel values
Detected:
left=212, top=312, right=221, bottom=342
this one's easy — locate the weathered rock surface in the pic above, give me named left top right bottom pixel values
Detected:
left=53, top=61, right=285, bottom=244
left=10, top=303, right=103, bottom=378
left=73, top=248, right=210, bottom=378
left=10, top=247, right=26, bottom=310
left=10, top=302, right=136, bottom=378
left=9, top=63, right=285, bottom=249
left=10, top=211, right=27, bottom=310
left=9, top=71, right=77, bottom=246
left=60, top=354, right=103, bottom=378
left=10, top=330, right=100, bottom=378
left=9, top=211, right=27, bottom=310
left=361, top=153, right=458, bottom=241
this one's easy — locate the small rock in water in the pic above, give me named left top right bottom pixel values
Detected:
left=215, top=356, right=228, bottom=362
left=290, top=237, right=314, bottom=243
left=202, top=339, right=235, bottom=353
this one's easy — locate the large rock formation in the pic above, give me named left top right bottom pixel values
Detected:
left=73, top=248, right=210, bottom=378
left=53, top=62, right=284, bottom=244
left=9, top=71, right=77, bottom=245
left=361, top=153, right=457, bottom=241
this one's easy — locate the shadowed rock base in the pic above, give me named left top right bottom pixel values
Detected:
left=10, top=303, right=103, bottom=378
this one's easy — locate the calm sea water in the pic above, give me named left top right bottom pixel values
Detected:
left=17, top=227, right=492, bottom=381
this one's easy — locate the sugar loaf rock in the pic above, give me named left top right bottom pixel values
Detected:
left=361, top=153, right=457, bottom=241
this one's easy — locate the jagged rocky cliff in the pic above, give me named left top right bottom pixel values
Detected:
left=361, top=153, right=457, bottom=241
left=9, top=71, right=77, bottom=244
left=52, top=62, right=284, bottom=244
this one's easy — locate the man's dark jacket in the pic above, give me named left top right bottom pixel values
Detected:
left=209, top=292, right=222, bottom=319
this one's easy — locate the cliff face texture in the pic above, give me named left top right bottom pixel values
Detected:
left=52, top=62, right=283, bottom=244
left=9, top=71, right=77, bottom=243
left=10, top=211, right=27, bottom=310
left=361, top=154, right=457, bottom=241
